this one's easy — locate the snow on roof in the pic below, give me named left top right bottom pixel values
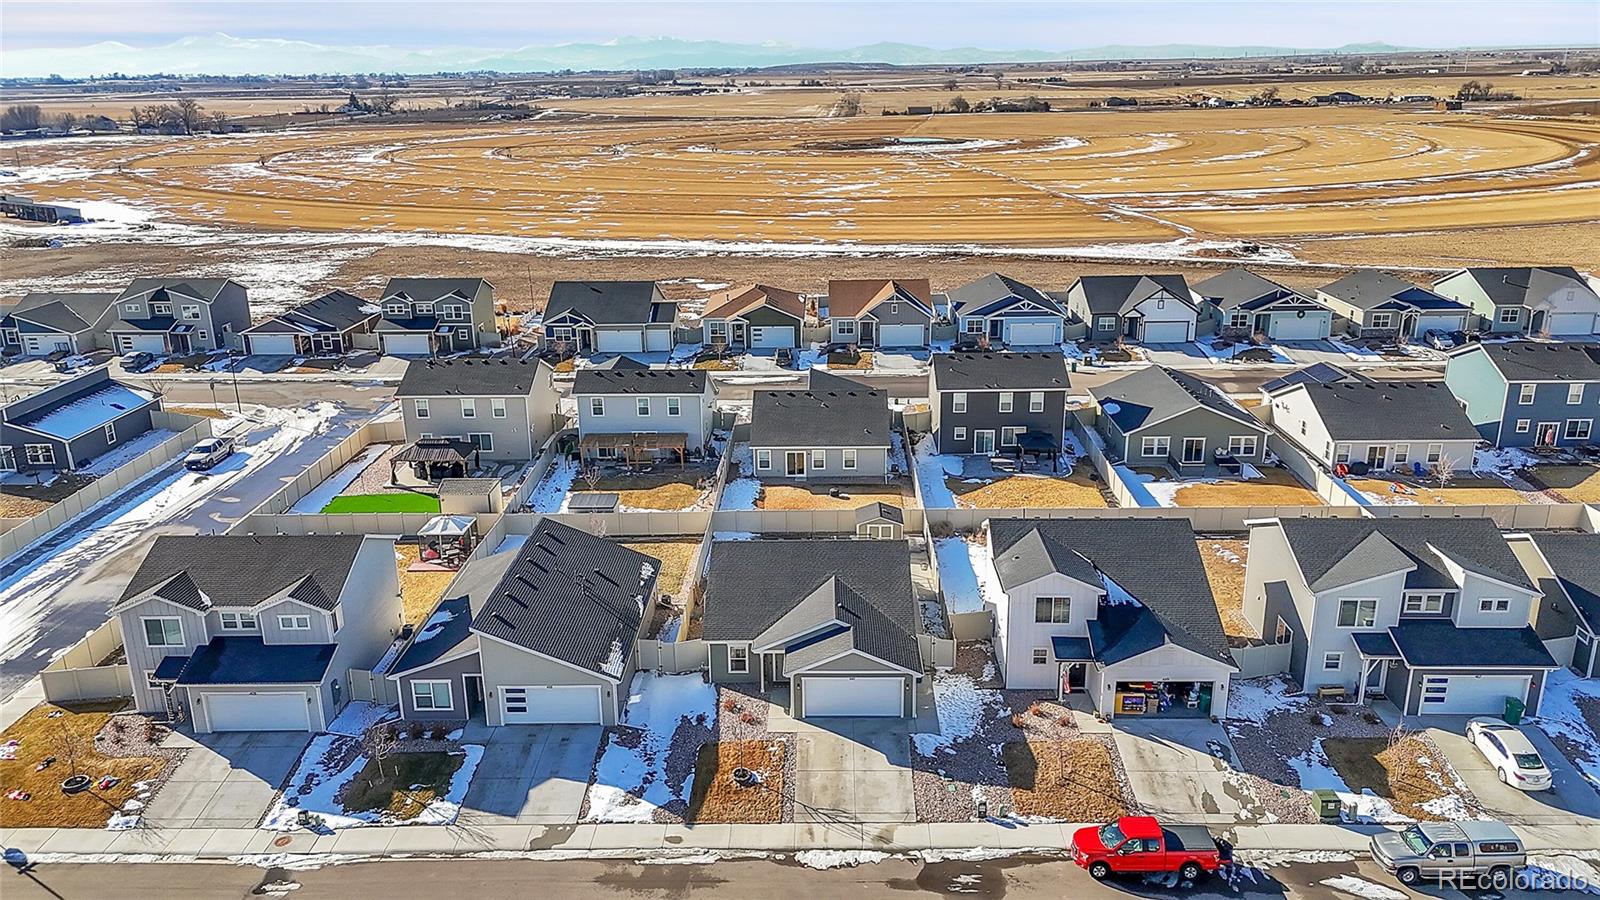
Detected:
left=14, top=382, right=156, bottom=439
left=413, top=608, right=457, bottom=643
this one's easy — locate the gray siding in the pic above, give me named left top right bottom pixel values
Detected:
left=1124, top=407, right=1268, bottom=467
left=934, top=388, right=1066, bottom=454
left=403, top=389, right=552, bottom=460
left=1261, top=581, right=1310, bottom=685
left=1491, top=381, right=1596, bottom=449
left=709, top=642, right=758, bottom=684
left=576, top=389, right=715, bottom=451
left=750, top=445, right=890, bottom=481
left=395, top=651, right=482, bottom=720
left=118, top=597, right=210, bottom=714
left=209, top=281, right=252, bottom=350
left=258, top=599, right=334, bottom=644
left=477, top=636, right=620, bottom=726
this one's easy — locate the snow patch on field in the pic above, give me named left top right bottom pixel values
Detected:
left=912, top=671, right=1003, bottom=757
left=584, top=672, right=716, bottom=823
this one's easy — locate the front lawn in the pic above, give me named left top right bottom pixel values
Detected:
left=685, top=740, right=786, bottom=824
left=0, top=702, right=178, bottom=828
left=263, top=732, right=482, bottom=830
left=1003, top=738, right=1129, bottom=821
left=1319, top=735, right=1474, bottom=821
left=322, top=493, right=442, bottom=514
left=341, top=751, right=465, bottom=821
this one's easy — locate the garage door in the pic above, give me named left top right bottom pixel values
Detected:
left=248, top=333, right=300, bottom=356
left=1420, top=674, right=1530, bottom=715
left=118, top=334, right=166, bottom=354
left=383, top=333, right=433, bottom=356
left=1006, top=322, right=1059, bottom=346
left=1142, top=320, right=1193, bottom=343
left=877, top=323, right=925, bottom=348
left=204, top=692, right=311, bottom=732
left=1270, top=312, right=1330, bottom=340
left=1545, top=312, right=1598, bottom=337
left=749, top=325, right=794, bottom=349
left=802, top=675, right=903, bottom=717
left=597, top=329, right=644, bottom=353
left=646, top=328, right=671, bottom=352
left=500, top=685, right=602, bottom=724
left=1414, top=313, right=1468, bottom=335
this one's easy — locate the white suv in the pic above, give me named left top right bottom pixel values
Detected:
left=1467, top=718, right=1552, bottom=791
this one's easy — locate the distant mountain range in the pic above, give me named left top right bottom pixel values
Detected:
left=0, top=32, right=1561, bottom=79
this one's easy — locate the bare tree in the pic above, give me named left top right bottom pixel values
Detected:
left=51, top=716, right=89, bottom=777
left=579, top=465, right=604, bottom=491
left=992, top=71, right=1006, bottom=90
left=174, top=98, right=203, bottom=134
left=948, top=95, right=971, bottom=114
left=362, top=723, right=400, bottom=779
left=1431, top=456, right=1456, bottom=490
left=941, top=78, right=958, bottom=91
left=0, top=104, right=43, bottom=131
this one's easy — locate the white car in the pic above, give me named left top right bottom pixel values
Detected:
left=1467, top=718, right=1552, bottom=791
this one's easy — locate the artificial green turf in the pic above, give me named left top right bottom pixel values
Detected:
left=320, top=493, right=441, bottom=514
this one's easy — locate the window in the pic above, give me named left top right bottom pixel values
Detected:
left=1323, top=651, right=1343, bottom=671
left=998, top=392, right=1014, bottom=413
left=416, top=302, right=435, bottom=316
left=1156, top=297, right=1166, bottom=309
left=1227, top=435, right=1257, bottom=457
left=411, top=680, right=453, bottom=711
left=469, top=433, right=494, bottom=453
left=460, top=399, right=476, bottom=418
left=1565, top=419, right=1593, bottom=441
left=414, top=398, right=430, bottom=419
left=1519, top=384, right=1537, bottom=405
left=636, top=397, right=651, bottom=417
left=952, top=427, right=967, bottom=441
left=966, top=318, right=986, bottom=334
left=1479, top=598, right=1511, bottom=613
left=1370, top=312, right=1394, bottom=329
left=1228, top=312, right=1251, bottom=328
left=1001, top=426, right=1022, bottom=447
left=1141, top=436, right=1169, bottom=458
left=666, top=397, right=681, bottom=417
left=952, top=392, right=968, bottom=413
left=1337, top=598, right=1377, bottom=628
left=1034, top=597, right=1071, bottom=623
left=1404, top=593, right=1445, bottom=614
left=143, top=617, right=184, bottom=647
left=1570, top=385, right=1586, bottom=405
left=1516, top=419, right=1531, bottom=433
left=727, top=645, right=749, bottom=674
left=834, top=319, right=856, bottom=338
left=843, top=449, right=857, bottom=470
left=1392, top=443, right=1409, bottom=465
left=1273, top=617, right=1293, bottom=645
left=384, top=302, right=408, bottom=317
left=124, top=303, right=141, bottom=313
left=1426, top=443, right=1443, bottom=463
left=331, top=610, right=340, bottom=633
left=1096, top=315, right=1118, bottom=331
left=1029, top=391, right=1045, bottom=413
left=219, top=612, right=257, bottom=630
left=180, top=305, right=201, bottom=320
left=1032, top=648, right=1049, bottom=665
left=590, top=397, right=605, bottom=416
left=198, top=330, right=208, bottom=343
left=811, top=449, right=826, bottom=469
left=24, top=444, right=55, bottom=466
left=755, top=449, right=771, bottom=471
left=1334, top=443, right=1351, bottom=464
left=151, top=302, right=171, bottom=316
left=104, top=422, right=117, bottom=445
left=1499, top=307, right=1521, bottom=324
left=441, top=303, right=464, bottom=320
left=491, top=398, right=507, bottom=419
left=278, top=614, right=312, bottom=631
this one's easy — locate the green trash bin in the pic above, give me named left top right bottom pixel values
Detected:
left=1311, top=789, right=1341, bottom=822
left=1504, top=696, right=1525, bottom=725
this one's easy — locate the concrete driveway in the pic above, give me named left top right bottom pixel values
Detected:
left=765, top=695, right=921, bottom=824
left=457, top=724, right=602, bottom=825
left=1428, top=725, right=1600, bottom=825
left=144, top=730, right=311, bottom=829
left=1112, top=718, right=1262, bottom=825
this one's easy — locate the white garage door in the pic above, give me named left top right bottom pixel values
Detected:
left=1545, top=312, right=1598, bottom=337
left=749, top=325, right=794, bottom=349
left=248, top=333, right=300, bottom=356
left=1414, top=313, right=1468, bottom=334
left=1006, top=321, right=1059, bottom=346
left=118, top=333, right=166, bottom=354
left=1142, top=320, right=1193, bottom=343
left=1270, top=312, right=1330, bottom=340
left=802, top=675, right=903, bottom=718
left=646, top=328, right=672, bottom=352
left=1421, top=674, right=1530, bottom=715
left=877, top=323, right=925, bottom=348
left=205, top=692, right=311, bottom=732
left=597, top=329, right=644, bottom=353
left=383, top=333, right=433, bottom=356
left=500, top=685, right=603, bottom=724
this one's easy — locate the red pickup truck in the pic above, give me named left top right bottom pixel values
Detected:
left=1070, top=816, right=1232, bottom=883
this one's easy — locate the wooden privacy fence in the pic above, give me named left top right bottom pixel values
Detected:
left=40, top=618, right=132, bottom=702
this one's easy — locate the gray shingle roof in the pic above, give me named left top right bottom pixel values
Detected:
left=2, top=292, right=117, bottom=332
left=855, top=501, right=904, bottom=525
left=1191, top=268, right=1306, bottom=310
left=1070, top=274, right=1193, bottom=315
left=947, top=274, right=1066, bottom=317
left=1261, top=362, right=1370, bottom=395
left=1318, top=271, right=1465, bottom=311
left=546, top=281, right=671, bottom=325
left=931, top=352, right=1070, bottom=391
left=1389, top=621, right=1556, bottom=669
left=1470, top=341, right=1600, bottom=383
left=116, top=278, right=233, bottom=303
left=573, top=368, right=708, bottom=395
left=472, top=519, right=658, bottom=679
left=120, top=535, right=367, bottom=610
left=701, top=539, right=919, bottom=673
left=750, top=370, right=890, bottom=448
left=395, top=358, right=550, bottom=397
left=988, top=518, right=1233, bottom=665
left=268, top=289, right=379, bottom=333
left=1276, top=518, right=1533, bottom=593
left=381, top=278, right=488, bottom=304
left=174, top=636, right=337, bottom=685
left=1296, top=381, right=1476, bottom=441
left=1528, top=532, right=1600, bottom=632
left=1089, top=366, right=1263, bottom=433
left=1444, top=267, right=1595, bottom=307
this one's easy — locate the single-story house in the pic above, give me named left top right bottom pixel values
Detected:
left=1065, top=274, right=1199, bottom=344
left=948, top=274, right=1067, bottom=348
left=749, top=370, right=893, bottom=482
left=1088, top=365, right=1269, bottom=473
left=701, top=284, right=807, bottom=351
left=0, top=292, right=119, bottom=357
left=542, top=281, right=677, bottom=355
left=1266, top=379, right=1479, bottom=473
left=1433, top=266, right=1600, bottom=337
left=823, top=278, right=935, bottom=349
left=928, top=351, right=1071, bottom=457
left=243, top=290, right=381, bottom=357
left=1, top=367, right=160, bottom=473
left=1445, top=341, right=1600, bottom=448
left=1316, top=271, right=1472, bottom=340
left=1191, top=268, right=1334, bottom=341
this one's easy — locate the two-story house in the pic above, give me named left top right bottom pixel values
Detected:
left=542, top=281, right=677, bottom=355
left=396, top=358, right=558, bottom=462
left=0, top=292, right=119, bottom=357
left=1, top=368, right=160, bottom=474
left=947, top=274, right=1068, bottom=348
left=107, top=278, right=251, bottom=355
left=701, top=284, right=807, bottom=351
left=1266, top=380, right=1478, bottom=474
left=823, top=278, right=935, bottom=349
left=1088, top=365, right=1269, bottom=474
left=1191, top=268, right=1333, bottom=341
left=573, top=359, right=715, bottom=465
left=1315, top=272, right=1471, bottom=341
left=1445, top=341, right=1600, bottom=449
left=113, top=535, right=403, bottom=732
left=1433, top=266, right=1600, bottom=337
left=1065, top=274, right=1199, bottom=344
left=1508, top=531, right=1600, bottom=679
left=376, top=277, right=498, bottom=356
left=984, top=518, right=1236, bottom=720
left=1243, top=517, right=1558, bottom=715
left=750, top=370, right=892, bottom=482
left=243, top=290, right=381, bottom=357
left=928, top=351, right=1070, bottom=458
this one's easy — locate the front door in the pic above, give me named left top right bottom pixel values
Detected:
left=1254, top=313, right=1272, bottom=335
left=1536, top=422, right=1560, bottom=449
left=1060, top=663, right=1086, bottom=696
left=785, top=451, right=807, bottom=477
left=1181, top=437, right=1205, bottom=465
left=463, top=674, right=485, bottom=719
left=1367, top=445, right=1388, bottom=469
left=973, top=430, right=996, bottom=455
left=859, top=320, right=875, bottom=347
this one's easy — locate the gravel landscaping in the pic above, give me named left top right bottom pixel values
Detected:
left=714, top=686, right=795, bottom=823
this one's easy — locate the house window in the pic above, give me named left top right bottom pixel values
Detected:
left=1227, top=435, right=1257, bottom=457
left=411, top=680, right=453, bottom=711
left=965, top=318, right=985, bottom=334
left=1141, top=436, right=1169, bottom=458
left=198, top=330, right=208, bottom=343
left=755, top=450, right=772, bottom=471
left=1273, top=617, right=1293, bottom=645
left=414, top=398, right=430, bottom=419
left=1336, top=598, right=1377, bottom=628
left=834, top=319, right=856, bottom=338
left=1323, top=652, right=1343, bottom=671
left=666, top=397, right=681, bottom=417
left=1000, top=426, right=1022, bottom=446
left=727, top=645, right=749, bottom=674
left=1096, top=315, right=1118, bottom=331
left=180, top=305, right=201, bottom=320
left=124, top=303, right=141, bottom=313
left=1567, top=419, right=1594, bottom=441
left=998, top=392, right=1014, bottom=413
left=1516, top=419, right=1531, bottom=433
left=1519, top=384, right=1537, bottom=405
left=1156, top=297, right=1166, bottom=310
left=104, top=422, right=117, bottom=445
left=25, top=444, right=55, bottom=466
left=1569, top=385, right=1586, bottom=405
left=1369, top=313, right=1393, bottom=329
left=843, top=449, right=857, bottom=470
left=1499, top=307, right=1521, bottom=324
left=811, top=449, right=826, bottom=469
left=1384, top=443, right=1408, bottom=466
left=385, top=302, right=409, bottom=317
left=491, top=398, right=507, bottom=419
left=1334, top=444, right=1351, bottom=464
left=590, top=397, right=605, bottom=417
left=143, top=617, right=184, bottom=647
left=151, top=302, right=171, bottom=316
left=469, top=433, right=494, bottom=453
left=461, top=399, right=476, bottom=418
left=1479, top=598, right=1511, bottom=613
left=1029, top=391, right=1045, bottom=413
left=636, top=397, right=651, bottom=417
left=416, top=303, right=435, bottom=316
left=595, top=446, right=617, bottom=460
left=1034, top=597, right=1071, bottom=624
left=1426, top=443, right=1443, bottom=463
left=952, top=392, right=967, bottom=413
left=441, top=303, right=464, bottom=319
left=1032, top=648, right=1049, bottom=665
left=549, top=326, right=573, bottom=342
left=1404, top=593, right=1445, bottom=614
left=278, top=614, right=312, bottom=631
left=331, top=610, right=340, bottom=633
left=952, top=427, right=967, bottom=441
left=219, top=612, right=257, bottom=630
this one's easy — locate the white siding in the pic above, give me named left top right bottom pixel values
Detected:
left=998, top=571, right=1102, bottom=689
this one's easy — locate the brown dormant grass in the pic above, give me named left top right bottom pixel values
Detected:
left=0, top=702, right=172, bottom=828
left=948, top=470, right=1108, bottom=509
left=686, top=740, right=786, bottom=824
left=1530, top=465, right=1600, bottom=504
left=621, top=540, right=699, bottom=600
left=1004, top=738, right=1129, bottom=821
left=1168, top=467, right=1325, bottom=508
left=1349, top=475, right=1530, bottom=506
left=396, top=544, right=457, bottom=627
left=1198, top=539, right=1257, bottom=645
left=758, top=480, right=914, bottom=510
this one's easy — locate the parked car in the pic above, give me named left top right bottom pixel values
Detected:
left=1370, top=820, right=1524, bottom=889
left=183, top=436, right=236, bottom=471
left=1467, top=718, right=1552, bottom=791
left=1070, top=816, right=1231, bottom=883
left=121, top=351, right=156, bottom=371
left=1423, top=329, right=1468, bottom=350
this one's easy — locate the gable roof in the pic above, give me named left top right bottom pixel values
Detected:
left=1463, top=341, right=1600, bottom=383
left=4, top=378, right=157, bottom=439
left=115, top=278, right=233, bottom=303
left=1389, top=621, right=1556, bottom=669
left=120, top=535, right=367, bottom=611
left=701, top=284, right=806, bottom=322
left=1088, top=365, right=1262, bottom=433
left=1442, top=267, right=1597, bottom=307
left=546, top=281, right=673, bottom=325
left=1318, top=271, right=1465, bottom=312
left=395, top=358, right=550, bottom=397
left=573, top=367, right=708, bottom=396
left=1524, top=532, right=1600, bottom=633
left=826, top=279, right=933, bottom=319
left=389, top=552, right=516, bottom=676
left=1261, top=362, right=1371, bottom=396
left=2, top=292, right=117, bottom=333
left=1070, top=274, right=1194, bottom=315
left=472, top=519, right=658, bottom=680
left=1275, top=518, right=1533, bottom=593
left=988, top=518, right=1232, bottom=665
left=931, top=352, right=1070, bottom=392
left=1191, top=268, right=1310, bottom=310
left=380, top=278, right=488, bottom=304
left=947, top=274, right=1066, bottom=318
left=285, top=290, right=380, bottom=331
left=749, top=370, right=891, bottom=448
left=1294, top=381, right=1476, bottom=441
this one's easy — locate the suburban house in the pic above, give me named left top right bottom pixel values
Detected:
left=1315, top=272, right=1471, bottom=340
left=1064, top=274, right=1199, bottom=344
left=1433, top=266, right=1600, bottom=337
left=1, top=368, right=161, bottom=473
left=242, top=290, right=381, bottom=357
left=396, top=358, right=557, bottom=462
left=928, top=351, right=1071, bottom=457
left=1243, top=518, right=1558, bottom=715
left=375, top=277, right=498, bottom=356
left=572, top=360, right=715, bottom=465
left=749, top=370, right=893, bottom=482
left=113, top=535, right=403, bottom=732
left=0, top=292, right=119, bottom=357
left=1444, top=341, right=1600, bottom=449
left=1191, top=268, right=1333, bottom=341
left=541, top=281, right=677, bottom=355
left=1088, top=365, right=1269, bottom=473
left=948, top=273, right=1068, bottom=348
left=390, top=519, right=659, bottom=726
left=1266, top=380, right=1479, bottom=474
left=108, top=278, right=251, bottom=354
left=984, top=518, right=1236, bottom=720
left=1508, top=532, right=1600, bottom=679
left=701, top=284, right=807, bottom=351
left=700, top=538, right=924, bottom=718
left=823, top=278, right=935, bottom=349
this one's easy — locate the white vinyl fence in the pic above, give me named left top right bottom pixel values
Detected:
left=1230, top=642, right=1293, bottom=679
left=636, top=638, right=709, bottom=674
left=40, top=618, right=133, bottom=702
left=347, top=667, right=401, bottom=704
left=248, top=418, right=408, bottom=516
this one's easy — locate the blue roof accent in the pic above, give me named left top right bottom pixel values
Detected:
left=1393, top=287, right=1469, bottom=311
left=175, top=637, right=336, bottom=685
left=1052, top=636, right=1094, bottom=661
left=1389, top=621, right=1556, bottom=669
left=1351, top=631, right=1400, bottom=658
left=391, top=595, right=475, bottom=675
left=785, top=624, right=851, bottom=655
left=152, top=654, right=190, bottom=680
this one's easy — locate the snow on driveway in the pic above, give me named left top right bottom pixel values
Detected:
left=584, top=672, right=716, bottom=823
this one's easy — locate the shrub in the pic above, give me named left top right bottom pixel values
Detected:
left=1056, top=715, right=1072, bottom=727
left=740, top=711, right=756, bottom=725
left=722, top=696, right=740, bottom=713
left=1030, top=702, right=1048, bottom=718
left=1010, top=712, right=1025, bottom=728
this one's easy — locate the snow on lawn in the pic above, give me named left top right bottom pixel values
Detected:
left=1534, top=668, right=1600, bottom=791
left=933, top=536, right=1004, bottom=614
left=1196, top=339, right=1293, bottom=365
left=718, top=444, right=760, bottom=511
left=912, top=435, right=959, bottom=508
left=262, top=734, right=483, bottom=830
left=1225, top=676, right=1307, bottom=725
left=1318, top=875, right=1406, bottom=900
left=1113, top=465, right=1161, bottom=508
left=1287, top=739, right=1408, bottom=824
left=289, top=443, right=391, bottom=513
left=912, top=671, right=1004, bottom=757
left=584, top=672, right=717, bottom=823
left=77, top=429, right=176, bottom=477
left=523, top=458, right=578, bottom=513
left=1474, top=445, right=1541, bottom=477
left=325, top=701, right=399, bottom=737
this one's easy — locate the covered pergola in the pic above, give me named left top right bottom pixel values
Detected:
left=579, top=431, right=689, bottom=468
left=1352, top=630, right=1402, bottom=705
left=392, top=438, right=480, bottom=483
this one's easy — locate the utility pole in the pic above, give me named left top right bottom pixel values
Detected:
left=229, top=351, right=243, bottom=413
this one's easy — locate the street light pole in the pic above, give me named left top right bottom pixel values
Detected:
left=229, top=351, right=243, bottom=413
